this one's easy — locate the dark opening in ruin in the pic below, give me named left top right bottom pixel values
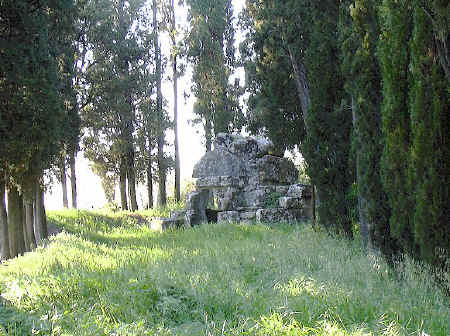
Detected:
left=205, top=208, right=218, bottom=223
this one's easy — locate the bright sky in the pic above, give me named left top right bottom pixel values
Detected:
left=46, top=0, right=246, bottom=210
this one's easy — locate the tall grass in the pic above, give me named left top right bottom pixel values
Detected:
left=0, top=211, right=448, bottom=335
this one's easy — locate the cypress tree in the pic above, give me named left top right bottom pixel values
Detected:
left=378, top=0, right=416, bottom=255
left=303, top=0, right=355, bottom=238
left=342, top=0, right=396, bottom=255
left=378, top=0, right=449, bottom=265
left=240, top=0, right=307, bottom=152
left=409, top=1, right=449, bottom=266
left=186, top=0, right=242, bottom=151
left=0, top=0, right=77, bottom=255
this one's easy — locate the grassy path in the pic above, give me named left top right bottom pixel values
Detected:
left=0, top=211, right=448, bottom=335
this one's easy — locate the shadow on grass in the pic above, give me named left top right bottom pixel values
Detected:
left=0, top=298, right=50, bottom=335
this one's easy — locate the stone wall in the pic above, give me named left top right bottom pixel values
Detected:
left=184, top=133, right=312, bottom=226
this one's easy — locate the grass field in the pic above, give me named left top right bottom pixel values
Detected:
left=0, top=210, right=448, bottom=335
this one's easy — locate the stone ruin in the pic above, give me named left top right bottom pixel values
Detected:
left=150, top=133, right=312, bottom=231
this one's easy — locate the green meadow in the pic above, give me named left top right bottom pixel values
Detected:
left=0, top=210, right=448, bottom=335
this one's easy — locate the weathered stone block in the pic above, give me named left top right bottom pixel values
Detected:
left=186, top=190, right=209, bottom=211
left=230, top=137, right=259, bottom=157
left=217, top=211, right=240, bottom=223
left=240, top=211, right=256, bottom=220
left=214, top=133, right=275, bottom=159
left=279, top=197, right=302, bottom=209
left=256, top=208, right=306, bottom=223
left=287, top=184, right=312, bottom=198
left=254, top=155, right=298, bottom=185
left=196, top=176, right=222, bottom=188
left=193, top=149, right=248, bottom=178
left=195, top=175, right=245, bottom=189
left=244, top=186, right=276, bottom=207
left=276, top=185, right=290, bottom=195
left=185, top=210, right=204, bottom=227
left=150, top=217, right=184, bottom=231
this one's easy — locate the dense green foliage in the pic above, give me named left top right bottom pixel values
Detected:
left=378, top=0, right=415, bottom=256
left=1, top=212, right=448, bottom=335
left=378, top=0, right=450, bottom=266
left=0, top=0, right=79, bottom=257
left=186, top=0, right=243, bottom=151
left=241, top=0, right=449, bottom=269
left=242, top=0, right=355, bottom=237
left=302, top=1, right=355, bottom=238
left=407, top=1, right=449, bottom=267
left=342, top=0, right=395, bottom=255
left=82, top=0, right=149, bottom=211
left=240, top=0, right=307, bottom=152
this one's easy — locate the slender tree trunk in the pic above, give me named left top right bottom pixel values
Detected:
left=286, top=43, right=327, bottom=232
left=171, top=0, right=181, bottom=203
left=34, top=181, right=47, bottom=243
left=69, top=150, right=77, bottom=208
left=119, top=157, right=128, bottom=210
left=8, top=185, right=25, bottom=258
left=157, top=139, right=167, bottom=208
left=40, top=190, right=48, bottom=240
left=23, top=197, right=36, bottom=251
left=34, top=182, right=41, bottom=242
left=287, top=44, right=311, bottom=130
left=312, top=185, right=316, bottom=227
left=147, top=145, right=154, bottom=209
left=173, top=51, right=181, bottom=202
left=352, top=98, right=372, bottom=250
left=205, top=117, right=212, bottom=152
left=61, top=161, right=68, bottom=208
left=0, top=176, right=10, bottom=260
left=126, top=97, right=138, bottom=212
left=147, top=166, right=154, bottom=209
left=154, top=0, right=166, bottom=207
left=127, top=152, right=138, bottom=211
left=23, top=176, right=36, bottom=251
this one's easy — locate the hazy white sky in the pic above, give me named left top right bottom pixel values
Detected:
left=46, top=0, right=246, bottom=210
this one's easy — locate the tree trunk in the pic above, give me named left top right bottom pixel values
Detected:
left=34, top=183, right=41, bottom=242
left=125, top=96, right=138, bottom=212
left=352, top=98, right=372, bottom=250
left=147, top=147, right=153, bottom=209
left=172, top=0, right=181, bottom=203
left=287, top=44, right=311, bottom=131
left=0, top=176, right=10, bottom=260
left=286, top=44, right=326, bottom=232
left=23, top=198, right=36, bottom=251
left=154, top=0, right=166, bottom=207
left=23, top=177, right=36, bottom=251
left=61, top=161, right=68, bottom=208
left=40, top=190, right=48, bottom=240
left=205, top=117, right=212, bottom=152
left=119, top=157, right=128, bottom=211
left=127, top=152, right=138, bottom=211
left=34, top=182, right=48, bottom=243
left=157, top=138, right=167, bottom=208
left=311, top=184, right=316, bottom=227
left=8, top=185, right=25, bottom=258
left=69, top=150, right=77, bottom=208
left=173, top=52, right=181, bottom=203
